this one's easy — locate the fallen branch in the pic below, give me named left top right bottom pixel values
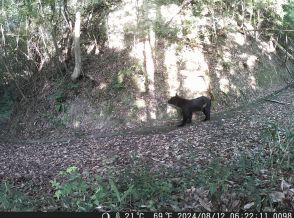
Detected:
left=244, top=29, right=294, bottom=32
left=263, top=99, right=289, bottom=105
left=272, top=38, right=294, bottom=61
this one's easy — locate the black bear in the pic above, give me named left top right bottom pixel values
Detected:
left=168, top=94, right=211, bottom=127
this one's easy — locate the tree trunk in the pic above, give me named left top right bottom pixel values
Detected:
left=71, top=8, right=81, bottom=82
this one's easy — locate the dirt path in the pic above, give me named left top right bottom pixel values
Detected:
left=0, top=87, right=294, bottom=190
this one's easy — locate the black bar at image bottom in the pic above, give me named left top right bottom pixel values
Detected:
left=0, top=212, right=293, bottom=218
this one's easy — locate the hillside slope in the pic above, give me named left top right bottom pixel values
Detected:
left=2, top=0, right=293, bottom=136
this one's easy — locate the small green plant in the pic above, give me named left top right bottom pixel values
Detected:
left=45, top=81, right=72, bottom=126
left=51, top=166, right=93, bottom=211
left=48, top=80, right=79, bottom=113
left=50, top=166, right=134, bottom=211
left=0, top=181, right=33, bottom=211
left=108, top=64, right=143, bottom=94
left=222, top=61, right=232, bottom=71
left=65, top=82, right=80, bottom=91
left=239, top=175, right=265, bottom=211
left=264, top=122, right=294, bottom=170
left=109, top=178, right=134, bottom=209
left=0, top=89, right=15, bottom=120
left=108, top=68, right=132, bottom=92
left=154, top=21, right=180, bottom=41
left=198, top=159, right=231, bottom=195
left=231, top=151, right=271, bottom=211
left=44, top=112, right=69, bottom=127
left=236, top=149, right=267, bottom=177
left=48, top=89, right=67, bottom=113
left=118, top=164, right=177, bottom=211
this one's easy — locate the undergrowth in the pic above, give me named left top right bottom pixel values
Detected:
left=0, top=89, right=15, bottom=120
left=1, top=121, right=294, bottom=211
left=44, top=80, right=80, bottom=127
left=0, top=182, right=33, bottom=211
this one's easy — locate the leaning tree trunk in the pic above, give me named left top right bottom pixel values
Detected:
left=71, top=8, right=81, bottom=82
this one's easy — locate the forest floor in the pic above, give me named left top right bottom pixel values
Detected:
left=0, top=85, right=294, bottom=211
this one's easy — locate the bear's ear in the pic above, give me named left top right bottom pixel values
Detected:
left=175, top=93, right=178, bottom=96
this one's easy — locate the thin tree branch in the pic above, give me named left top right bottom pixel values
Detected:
left=272, top=38, right=294, bottom=61
left=244, top=29, right=294, bottom=32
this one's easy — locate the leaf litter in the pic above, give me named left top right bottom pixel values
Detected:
left=0, top=87, right=294, bottom=211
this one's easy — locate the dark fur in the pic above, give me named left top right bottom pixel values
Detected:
left=168, top=94, right=211, bottom=127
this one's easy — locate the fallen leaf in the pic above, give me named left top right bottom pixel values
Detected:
left=281, top=179, right=291, bottom=191
left=270, top=191, right=285, bottom=203
left=244, top=202, right=254, bottom=210
left=199, top=199, right=212, bottom=211
left=288, top=188, right=294, bottom=196
left=231, top=199, right=240, bottom=210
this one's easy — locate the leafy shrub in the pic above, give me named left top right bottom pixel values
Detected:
left=45, top=80, right=79, bottom=126
left=0, top=88, right=15, bottom=120
left=154, top=21, right=180, bottom=41
left=120, top=166, right=175, bottom=211
left=48, top=90, right=67, bottom=113
left=108, top=64, right=142, bottom=93
left=51, top=165, right=177, bottom=211
left=283, top=2, right=294, bottom=30
left=50, top=166, right=133, bottom=211
left=44, top=112, right=70, bottom=127
left=0, top=181, right=33, bottom=211
left=199, top=159, right=231, bottom=195
left=264, top=122, right=294, bottom=170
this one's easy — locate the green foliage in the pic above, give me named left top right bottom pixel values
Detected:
left=0, top=181, right=33, bottom=211
left=152, top=0, right=181, bottom=6
left=181, top=154, right=267, bottom=211
left=283, top=1, right=294, bottom=36
left=154, top=21, right=180, bottom=41
left=283, top=1, right=294, bottom=25
left=199, top=159, right=231, bottom=195
left=232, top=151, right=270, bottom=211
left=51, top=166, right=134, bottom=211
left=124, top=166, right=175, bottom=210
left=264, top=121, right=294, bottom=170
left=222, top=60, right=232, bottom=71
left=46, top=80, right=79, bottom=126
left=108, top=79, right=125, bottom=91
left=237, top=149, right=266, bottom=176
left=44, top=112, right=70, bottom=127
left=48, top=90, right=66, bottom=112
left=0, top=88, right=15, bottom=120
left=191, top=0, right=208, bottom=17
left=109, top=178, right=134, bottom=208
left=50, top=164, right=178, bottom=211
left=108, top=64, right=141, bottom=93
left=50, top=166, right=92, bottom=211
left=45, top=81, right=70, bottom=126
left=189, top=0, right=287, bottom=29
